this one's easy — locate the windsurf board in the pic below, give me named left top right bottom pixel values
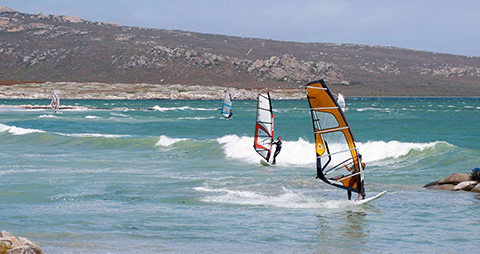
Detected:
left=352, top=190, right=387, bottom=205
left=260, top=159, right=274, bottom=166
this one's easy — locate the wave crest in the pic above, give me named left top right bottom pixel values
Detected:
left=216, top=134, right=453, bottom=166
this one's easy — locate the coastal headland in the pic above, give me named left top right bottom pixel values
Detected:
left=1, top=6, right=480, bottom=97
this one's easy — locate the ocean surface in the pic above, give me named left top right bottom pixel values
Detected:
left=1, top=97, right=480, bottom=253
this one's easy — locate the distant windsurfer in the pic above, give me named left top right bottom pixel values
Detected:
left=345, top=155, right=366, bottom=200
left=271, top=136, right=282, bottom=164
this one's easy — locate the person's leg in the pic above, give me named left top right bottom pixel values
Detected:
left=273, top=149, right=280, bottom=164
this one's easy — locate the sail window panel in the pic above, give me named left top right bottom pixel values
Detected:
left=320, top=131, right=352, bottom=176
left=255, top=148, right=268, bottom=158
left=257, top=111, right=271, bottom=125
left=312, top=111, right=339, bottom=131
left=256, top=127, right=271, bottom=141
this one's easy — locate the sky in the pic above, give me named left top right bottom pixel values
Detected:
left=3, top=0, right=480, bottom=57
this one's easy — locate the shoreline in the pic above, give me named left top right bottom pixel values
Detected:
left=0, top=81, right=305, bottom=100
left=2, top=82, right=479, bottom=101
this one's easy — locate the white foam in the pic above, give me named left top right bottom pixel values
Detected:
left=0, top=123, right=44, bottom=135
left=356, top=107, right=392, bottom=112
left=217, top=134, right=315, bottom=166
left=150, top=105, right=214, bottom=112
left=39, top=115, right=56, bottom=118
left=357, top=140, right=444, bottom=163
left=156, top=135, right=189, bottom=146
left=85, top=115, right=99, bottom=119
left=63, top=133, right=129, bottom=138
left=216, top=134, right=447, bottom=166
left=195, top=186, right=324, bottom=209
left=178, top=116, right=215, bottom=120
left=110, top=112, right=128, bottom=117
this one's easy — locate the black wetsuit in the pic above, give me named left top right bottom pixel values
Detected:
left=272, top=140, right=282, bottom=164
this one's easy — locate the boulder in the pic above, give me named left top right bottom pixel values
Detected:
left=438, top=173, right=472, bottom=185
left=452, top=181, right=478, bottom=191
left=426, top=184, right=456, bottom=191
left=471, top=183, right=480, bottom=193
left=422, top=180, right=439, bottom=188
left=0, top=231, right=43, bottom=254
left=471, top=167, right=480, bottom=181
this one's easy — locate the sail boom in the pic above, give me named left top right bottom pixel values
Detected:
left=313, top=126, right=349, bottom=135
left=310, top=106, right=339, bottom=110
left=318, top=147, right=358, bottom=159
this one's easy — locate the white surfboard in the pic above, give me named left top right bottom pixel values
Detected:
left=351, top=190, right=387, bottom=205
left=260, top=159, right=274, bottom=166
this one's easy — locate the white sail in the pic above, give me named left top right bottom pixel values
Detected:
left=50, top=92, right=59, bottom=113
left=253, top=92, right=274, bottom=161
left=221, top=92, right=233, bottom=118
left=337, top=93, right=346, bottom=112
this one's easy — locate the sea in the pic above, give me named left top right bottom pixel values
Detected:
left=1, top=97, right=479, bottom=253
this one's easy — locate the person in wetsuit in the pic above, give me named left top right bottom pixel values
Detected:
left=345, top=155, right=366, bottom=200
left=272, top=136, right=282, bottom=165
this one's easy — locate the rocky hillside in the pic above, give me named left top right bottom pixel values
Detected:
left=1, top=6, right=480, bottom=96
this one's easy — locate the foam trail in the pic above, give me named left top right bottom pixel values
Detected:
left=195, top=186, right=324, bottom=209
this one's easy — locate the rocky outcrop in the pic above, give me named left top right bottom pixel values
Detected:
left=423, top=170, right=480, bottom=192
left=0, top=6, right=15, bottom=13
left=1, top=6, right=480, bottom=96
left=120, top=46, right=347, bottom=84
left=0, top=231, right=43, bottom=254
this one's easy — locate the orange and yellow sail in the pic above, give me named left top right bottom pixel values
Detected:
left=305, top=80, right=365, bottom=197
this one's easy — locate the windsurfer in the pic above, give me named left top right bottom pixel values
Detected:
left=271, top=136, right=282, bottom=164
left=345, top=155, right=366, bottom=200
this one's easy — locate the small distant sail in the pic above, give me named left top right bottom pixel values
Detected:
left=253, top=92, right=274, bottom=161
left=305, top=80, right=365, bottom=198
left=337, top=93, right=346, bottom=112
left=221, top=92, right=233, bottom=118
left=50, top=92, right=60, bottom=113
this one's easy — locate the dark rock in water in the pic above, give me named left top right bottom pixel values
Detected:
left=425, top=184, right=456, bottom=191
left=471, top=167, right=480, bottom=181
left=423, top=180, right=440, bottom=188
left=438, top=173, right=472, bottom=185
left=471, top=183, right=480, bottom=193
left=452, top=181, right=478, bottom=191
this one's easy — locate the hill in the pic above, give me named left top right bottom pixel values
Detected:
left=1, top=6, right=480, bottom=96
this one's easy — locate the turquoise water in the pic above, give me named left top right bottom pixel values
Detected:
left=1, top=98, right=480, bottom=253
